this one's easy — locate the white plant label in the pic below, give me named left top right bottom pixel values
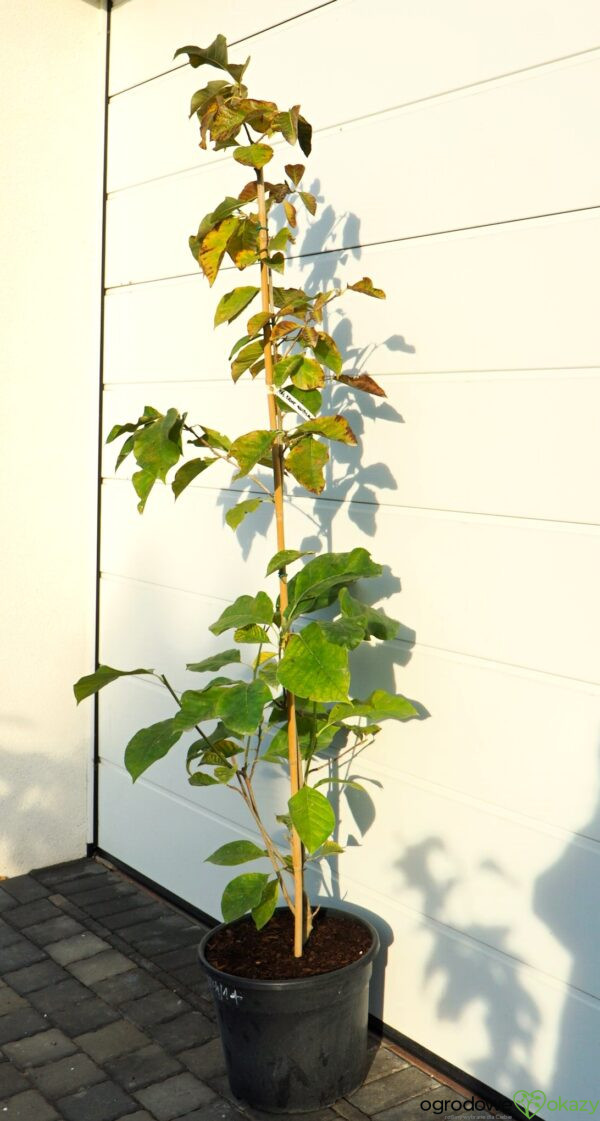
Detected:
left=275, top=387, right=314, bottom=422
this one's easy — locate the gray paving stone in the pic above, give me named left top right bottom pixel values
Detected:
left=349, top=1067, right=438, bottom=1114
left=3, top=960, right=69, bottom=995
left=332, top=1100, right=371, bottom=1121
left=105, top=1042, right=182, bottom=1092
left=150, top=1010, right=215, bottom=1054
left=69, top=883, right=138, bottom=910
left=0, top=876, right=49, bottom=904
left=28, top=977, right=91, bottom=1014
left=0, top=922, right=23, bottom=950
left=100, top=904, right=168, bottom=932
left=135, top=1072, right=216, bottom=1121
left=92, top=968, right=162, bottom=1007
left=0, top=983, right=27, bottom=1017
left=0, top=940, right=45, bottom=974
left=0, top=1062, right=29, bottom=1098
left=178, top=1104, right=243, bottom=1121
left=75, top=1020, right=150, bottom=1063
left=170, top=964, right=208, bottom=989
left=114, top=1114, right=155, bottom=1121
left=56, top=874, right=121, bottom=899
left=179, top=1038, right=226, bottom=1081
left=0, top=888, right=18, bottom=912
left=68, top=951, right=136, bottom=986
left=375, top=1087, right=465, bottom=1121
left=363, top=1045, right=409, bottom=1084
left=0, top=1088, right=59, bottom=1120
left=152, top=946, right=200, bottom=972
left=0, top=1008, right=48, bottom=1045
left=236, top=1101, right=336, bottom=1121
left=3, top=1029, right=76, bottom=1068
left=33, top=860, right=103, bottom=887
left=3, top=900, right=59, bottom=930
left=46, top=932, right=110, bottom=966
left=58, top=1079, right=139, bottom=1121
left=122, top=990, right=190, bottom=1028
left=135, top=928, right=203, bottom=958
left=49, top=996, right=119, bottom=1036
left=30, top=1052, right=105, bottom=1098
left=25, top=915, right=85, bottom=947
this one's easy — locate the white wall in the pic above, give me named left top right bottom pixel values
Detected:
left=99, top=0, right=600, bottom=1105
left=0, top=0, right=106, bottom=874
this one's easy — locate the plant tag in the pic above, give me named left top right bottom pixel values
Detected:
left=275, top=387, right=314, bottom=421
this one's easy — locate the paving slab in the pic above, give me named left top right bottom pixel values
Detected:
left=105, top=1041, right=183, bottom=1092
left=46, top=931, right=111, bottom=966
left=58, top=1079, right=139, bottom=1121
left=68, top=950, right=136, bottom=986
left=3, top=1028, right=77, bottom=1068
left=48, top=995, right=119, bottom=1036
left=75, top=1020, right=151, bottom=1063
left=29, top=1051, right=105, bottom=1098
left=135, top=1071, right=216, bottom=1120
left=0, top=1088, right=59, bottom=1120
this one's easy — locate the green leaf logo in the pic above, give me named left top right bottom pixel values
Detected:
left=513, top=1091, right=546, bottom=1118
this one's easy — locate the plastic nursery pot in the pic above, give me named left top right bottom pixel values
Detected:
left=198, top=907, right=380, bottom=1114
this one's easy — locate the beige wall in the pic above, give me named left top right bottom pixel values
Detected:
left=0, top=0, right=107, bottom=874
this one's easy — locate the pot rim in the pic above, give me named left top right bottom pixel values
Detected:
left=198, top=904, right=380, bottom=992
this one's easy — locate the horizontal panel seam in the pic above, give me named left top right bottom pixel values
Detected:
left=104, top=203, right=600, bottom=292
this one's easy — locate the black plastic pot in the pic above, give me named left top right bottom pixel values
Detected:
left=198, top=907, right=380, bottom=1113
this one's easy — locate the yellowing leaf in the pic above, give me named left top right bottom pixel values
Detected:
left=238, top=180, right=258, bottom=203
left=285, top=437, right=328, bottom=494
left=285, top=163, right=305, bottom=186
left=229, top=430, right=277, bottom=476
left=293, top=415, right=357, bottom=445
left=290, top=357, right=325, bottom=391
left=348, top=276, right=386, bottom=299
left=337, top=373, right=387, bottom=398
left=225, top=496, right=263, bottom=530
left=299, top=191, right=317, bottom=216
left=283, top=199, right=297, bottom=228
left=231, top=340, right=263, bottom=382
left=313, top=332, right=342, bottom=375
left=233, top=143, right=273, bottom=168
left=275, top=105, right=299, bottom=145
left=199, top=216, right=239, bottom=286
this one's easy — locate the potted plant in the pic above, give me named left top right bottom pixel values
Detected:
left=75, top=35, right=418, bottom=1113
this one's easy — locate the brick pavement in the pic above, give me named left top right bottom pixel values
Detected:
left=0, top=859, right=503, bottom=1121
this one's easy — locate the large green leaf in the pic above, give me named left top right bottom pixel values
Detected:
left=319, top=618, right=365, bottom=649
left=266, top=549, right=314, bottom=576
left=210, top=593, right=274, bottom=636
left=286, top=548, right=382, bottom=620
left=225, top=497, right=263, bottom=530
left=288, top=786, right=335, bottom=853
left=275, top=105, right=299, bottom=144
left=172, top=457, right=216, bottom=499
left=233, top=143, right=273, bottom=169
left=293, top=415, right=357, bottom=445
left=218, top=681, right=271, bottom=734
left=133, top=408, right=182, bottom=483
left=234, top=624, right=271, bottom=644
left=189, top=772, right=219, bottom=787
left=221, top=872, right=269, bottom=922
left=173, top=683, right=230, bottom=731
left=186, top=650, right=241, bottom=673
left=313, top=333, right=342, bottom=375
left=125, top=719, right=182, bottom=782
left=273, top=355, right=303, bottom=387
left=229, top=430, right=277, bottom=476
left=74, top=664, right=154, bottom=704
left=332, top=690, right=419, bottom=724
left=231, top=340, right=263, bottom=382
left=132, top=469, right=155, bottom=514
left=206, top=840, right=267, bottom=866
left=175, top=36, right=249, bottom=84
left=214, top=286, right=259, bottom=327
left=277, top=622, right=350, bottom=702
left=252, top=878, right=279, bottom=929
left=339, top=587, right=399, bottom=641
left=290, top=357, right=325, bottom=391
left=285, top=437, right=328, bottom=494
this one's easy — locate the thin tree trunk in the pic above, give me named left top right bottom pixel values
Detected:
left=255, top=169, right=305, bottom=957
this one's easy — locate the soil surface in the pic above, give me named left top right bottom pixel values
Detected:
left=205, top=909, right=373, bottom=979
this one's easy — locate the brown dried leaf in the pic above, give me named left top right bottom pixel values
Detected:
left=338, top=373, right=387, bottom=398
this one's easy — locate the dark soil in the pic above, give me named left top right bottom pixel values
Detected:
left=205, top=909, right=372, bottom=980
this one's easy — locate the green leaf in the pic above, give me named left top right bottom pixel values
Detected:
left=314, top=777, right=366, bottom=792
left=195, top=196, right=243, bottom=243
left=132, top=469, right=155, bottom=514
left=174, top=684, right=229, bottom=731
left=297, top=115, right=313, bottom=157
left=125, top=718, right=182, bottom=782
left=231, top=340, right=263, bottom=381
left=197, top=427, right=231, bottom=452
left=252, top=878, right=279, bottom=929
left=229, top=430, right=277, bottom=476
left=269, top=227, right=293, bottom=253
left=172, top=457, right=216, bottom=499
left=273, top=355, right=303, bottom=388
left=133, top=408, right=182, bottom=482
left=299, top=191, right=317, bottom=216
left=115, top=433, right=136, bottom=471
left=214, top=286, right=260, bottom=327
left=285, top=163, right=305, bottom=186
left=290, top=357, right=325, bottom=391
left=186, top=650, right=241, bottom=673
left=266, top=549, right=314, bottom=577
left=175, top=36, right=249, bottom=84
left=313, top=333, right=342, bottom=375
left=247, top=310, right=271, bottom=336
left=293, top=415, right=357, bottom=445
left=311, top=840, right=345, bottom=858
left=218, top=681, right=271, bottom=735
left=275, top=105, right=299, bottom=144
left=210, top=592, right=274, bottom=636
left=277, top=622, right=350, bottom=702
left=74, top=664, right=154, bottom=704
left=225, top=497, right=263, bottom=530
left=331, top=690, right=418, bottom=724
left=348, top=276, right=386, bottom=299
left=288, top=786, right=335, bottom=854
left=206, top=840, right=267, bottom=866
left=339, top=587, right=399, bottom=641
left=319, top=618, right=365, bottom=649
left=234, top=624, right=271, bottom=644
left=286, top=548, right=383, bottom=620
left=221, top=872, right=269, bottom=922
left=189, top=79, right=230, bottom=117
left=107, top=421, right=138, bottom=444
left=189, top=772, right=219, bottom=786
left=285, top=437, right=329, bottom=494
left=233, top=143, right=273, bottom=169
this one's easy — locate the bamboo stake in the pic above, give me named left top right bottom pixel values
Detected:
left=255, top=168, right=305, bottom=957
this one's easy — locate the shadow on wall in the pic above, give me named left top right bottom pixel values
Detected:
left=0, top=736, right=84, bottom=875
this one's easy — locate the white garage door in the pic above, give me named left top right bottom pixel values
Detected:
left=98, top=0, right=600, bottom=1106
